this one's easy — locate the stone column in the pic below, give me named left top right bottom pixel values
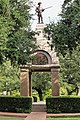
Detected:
left=51, top=68, right=60, bottom=96
left=29, top=72, right=32, bottom=96
left=20, top=67, right=29, bottom=96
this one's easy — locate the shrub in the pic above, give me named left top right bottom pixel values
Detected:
left=0, top=96, right=32, bottom=113
left=46, top=96, right=80, bottom=113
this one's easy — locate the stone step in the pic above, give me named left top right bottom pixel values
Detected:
left=32, top=102, right=46, bottom=112
left=25, top=112, right=46, bottom=120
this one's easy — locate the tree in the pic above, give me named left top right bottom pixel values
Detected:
left=60, top=45, right=80, bottom=95
left=0, top=0, right=37, bottom=65
left=45, top=0, right=80, bottom=56
left=32, top=72, right=51, bottom=101
left=0, top=61, right=20, bottom=95
left=44, top=0, right=80, bottom=95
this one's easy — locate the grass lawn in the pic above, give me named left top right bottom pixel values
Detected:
left=0, top=116, right=24, bottom=120
left=47, top=116, right=80, bottom=120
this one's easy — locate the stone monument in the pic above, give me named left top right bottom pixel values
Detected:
left=20, top=3, right=60, bottom=97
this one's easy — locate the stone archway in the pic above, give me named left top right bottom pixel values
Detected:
left=20, top=23, right=60, bottom=97
left=20, top=50, right=60, bottom=97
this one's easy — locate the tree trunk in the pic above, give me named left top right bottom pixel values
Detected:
left=66, top=86, right=77, bottom=95
left=38, top=88, right=43, bottom=101
left=33, top=87, right=43, bottom=101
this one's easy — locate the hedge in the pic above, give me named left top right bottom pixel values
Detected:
left=0, top=96, right=32, bottom=113
left=46, top=96, right=80, bottom=113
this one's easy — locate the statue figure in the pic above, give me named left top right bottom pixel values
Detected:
left=35, top=2, right=44, bottom=24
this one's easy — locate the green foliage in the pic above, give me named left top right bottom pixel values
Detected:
left=32, top=72, right=52, bottom=101
left=44, top=0, right=80, bottom=95
left=0, top=0, right=37, bottom=95
left=0, top=96, right=32, bottom=113
left=0, top=61, right=20, bottom=95
left=46, top=96, right=80, bottom=113
left=60, top=45, right=80, bottom=95
left=32, top=72, right=51, bottom=91
left=0, top=0, right=37, bottom=65
left=6, top=30, right=36, bottom=65
left=45, top=0, right=80, bottom=55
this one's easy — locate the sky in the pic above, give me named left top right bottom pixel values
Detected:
left=31, top=0, right=64, bottom=29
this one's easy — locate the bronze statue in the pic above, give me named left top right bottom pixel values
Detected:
left=35, top=2, right=44, bottom=24
left=35, top=2, right=53, bottom=24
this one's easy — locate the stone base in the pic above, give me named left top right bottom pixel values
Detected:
left=32, top=102, right=46, bottom=112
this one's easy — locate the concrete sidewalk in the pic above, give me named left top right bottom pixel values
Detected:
left=1, top=112, right=80, bottom=117
left=25, top=112, right=46, bottom=120
left=0, top=112, right=29, bottom=118
left=47, top=113, right=80, bottom=117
